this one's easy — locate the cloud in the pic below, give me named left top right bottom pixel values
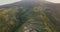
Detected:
left=46, top=0, right=60, bottom=3
left=0, top=0, right=21, bottom=5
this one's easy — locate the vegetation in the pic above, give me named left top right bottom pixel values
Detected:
left=0, top=6, right=58, bottom=32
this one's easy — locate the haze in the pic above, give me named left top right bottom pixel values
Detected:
left=0, top=0, right=60, bottom=5
left=46, top=0, right=60, bottom=3
left=0, top=0, right=21, bottom=5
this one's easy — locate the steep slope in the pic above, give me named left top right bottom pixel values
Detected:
left=0, top=0, right=60, bottom=32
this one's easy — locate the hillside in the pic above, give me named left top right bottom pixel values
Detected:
left=0, top=0, right=60, bottom=32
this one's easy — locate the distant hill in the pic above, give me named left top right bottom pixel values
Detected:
left=0, top=0, right=41, bottom=8
left=0, top=0, right=60, bottom=10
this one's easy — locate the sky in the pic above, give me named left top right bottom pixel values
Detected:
left=46, top=0, right=60, bottom=3
left=0, top=0, right=60, bottom=5
left=0, top=0, right=21, bottom=5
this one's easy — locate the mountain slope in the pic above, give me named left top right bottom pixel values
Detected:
left=0, top=0, right=60, bottom=32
